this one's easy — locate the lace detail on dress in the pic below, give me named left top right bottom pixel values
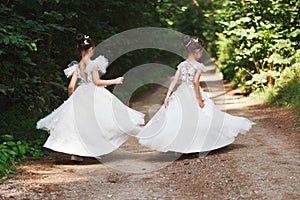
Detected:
left=177, top=60, right=205, bottom=88
left=64, top=60, right=78, bottom=78
left=63, top=60, right=86, bottom=88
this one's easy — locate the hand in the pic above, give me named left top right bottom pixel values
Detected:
left=164, top=97, right=170, bottom=108
left=198, top=99, right=205, bottom=108
left=115, top=77, right=124, bottom=84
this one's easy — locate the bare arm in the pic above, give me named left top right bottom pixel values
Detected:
left=164, top=69, right=180, bottom=108
left=68, top=71, right=78, bottom=96
left=92, top=68, right=123, bottom=86
left=193, top=71, right=204, bottom=108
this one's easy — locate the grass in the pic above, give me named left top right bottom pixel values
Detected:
left=269, top=76, right=300, bottom=114
left=251, top=66, right=300, bottom=115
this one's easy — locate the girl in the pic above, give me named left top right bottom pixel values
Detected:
left=37, top=33, right=144, bottom=161
left=137, top=35, right=254, bottom=153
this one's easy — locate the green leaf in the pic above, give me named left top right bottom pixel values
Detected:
left=18, top=145, right=26, bottom=154
left=289, top=29, right=300, bottom=38
left=2, top=37, right=9, bottom=45
left=48, top=24, right=65, bottom=32
left=272, top=39, right=292, bottom=50
left=6, top=149, right=17, bottom=155
left=250, top=43, right=263, bottom=53
left=247, top=27, right=256, bottom=40
left=0, top=134, right=14, bottom=141
left=266, top=53, right=289, bottom=65
left=0, top=84, right=7, bottom=95
left=6, top=141, right=15, bottom=146
left=239, top=17, right=251, bottom=23
left=44, top=11, right=64, bottom=21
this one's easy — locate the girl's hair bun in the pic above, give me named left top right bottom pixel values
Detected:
left=76, top=33, right=84, bottom=44
left=75, top=33, right=94, bottom=52
left=183, top=35, right=205, bottom=54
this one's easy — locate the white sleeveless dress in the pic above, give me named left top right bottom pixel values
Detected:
left=36, top=56, right=145, bottom=157
left=137, top=60, right=254, bottom=153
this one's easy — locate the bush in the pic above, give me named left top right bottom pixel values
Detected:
left=215, top=0, right=299, bottom=93
left=268, top=66, right=300, bottom=114
left=251, top=65, right=300, bottom=114
left=0, top=108, right=48, bottom=182
left=0, top=134, right=46, bottom=182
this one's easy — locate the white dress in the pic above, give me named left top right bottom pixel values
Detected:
left=137, top=60, right=254, bottom=153
left=36, top=56, right=145, bottom=157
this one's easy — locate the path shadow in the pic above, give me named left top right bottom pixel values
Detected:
left=48, top=152, right=100, bottom=165
left=46, top=143, right=247, bottom=166
left=54, top=157, right=100, bottom=165
left=209, top=143, right=247, bottom=155
left=177, top=143, right=247, bottom=160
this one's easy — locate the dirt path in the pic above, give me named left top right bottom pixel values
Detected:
left=1, top=68, right=299, bottom=199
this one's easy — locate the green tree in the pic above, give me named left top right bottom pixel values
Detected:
left=215, top=0, right=299, bottom=93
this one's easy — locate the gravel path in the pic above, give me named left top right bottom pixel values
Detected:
left=1, top=66, right=299, bottom=200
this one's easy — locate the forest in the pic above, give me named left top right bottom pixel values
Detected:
left=0, top=0, right=299, bottom=180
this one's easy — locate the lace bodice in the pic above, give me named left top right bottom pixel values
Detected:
left=177, top=60, right=205, bottom=88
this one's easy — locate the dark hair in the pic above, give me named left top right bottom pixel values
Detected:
left=183, top=35, right=205, bottom=54
left=76, top=33, right=94, bottom=52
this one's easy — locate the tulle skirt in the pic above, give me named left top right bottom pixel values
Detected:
left=137, top=83, right=254, bottom=153
left=36, top=83, right=144, bottom=157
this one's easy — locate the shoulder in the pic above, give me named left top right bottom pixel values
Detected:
left=177, top=61, right=187, bottom=69
left=85, top=55, right=109, bottom=74
left=194, top=61, right=205, bottom=72
left=93, top=55, right=108, bottom=66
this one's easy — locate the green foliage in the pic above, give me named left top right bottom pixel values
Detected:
left=0, top=135, right=45, bottom=182
left=0, top=0, right=66, bottom=180
left=0, top=108, right=48, bottom=142
left=215, top=0, right=300, bottom=93
left=268, top=66, right=300, bottom=114
left=215, top=32, right=237, bottom=80
left=251, top=65, right=300, bottom=114
left=0, top=108, right=47, bottom=182
left=158, top=0, right=219, bottom=56
left=0, top=1, right=73, bottom=114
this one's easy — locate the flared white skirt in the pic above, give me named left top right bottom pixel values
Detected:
left=137, top=84, right=254, bottom=153
left=37, top=83, right=144, bottom=157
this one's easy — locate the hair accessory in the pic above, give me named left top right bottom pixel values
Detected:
left=186, top=38, right=199, bottom=47
left=84, top=35, right=89, bottom=39
left=84, top=40, right=89, bottom=45
left=185, top=40, right=192, bottom=47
